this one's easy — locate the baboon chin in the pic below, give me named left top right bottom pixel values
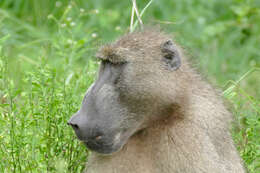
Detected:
left=68, top=28, right=245, bottom=173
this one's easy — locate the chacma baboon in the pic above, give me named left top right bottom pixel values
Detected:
left=68, top=29, right=245, bottom=173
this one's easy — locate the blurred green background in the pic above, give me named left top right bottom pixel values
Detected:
left=0, top=0, right=259, bottom=172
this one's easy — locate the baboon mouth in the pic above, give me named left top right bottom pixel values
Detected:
left=81, top=131, right=131, bottom=155
left=82, top=140, right=122, bottom=155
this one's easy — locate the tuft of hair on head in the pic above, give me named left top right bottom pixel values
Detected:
left=96, top=44, right=114, bottom=59
left=100, top=45, right=115, bottom=58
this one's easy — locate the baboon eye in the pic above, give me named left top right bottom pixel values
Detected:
left=96, top=59, right=115, bottom=66
left=102, top=59, right=113, bottom=65
left=95, top=55, right=113, bottom=64
left=102, top=59, right=127, bottom=66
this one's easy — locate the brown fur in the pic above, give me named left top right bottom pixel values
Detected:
left=84, top=29, right=245, bottom=173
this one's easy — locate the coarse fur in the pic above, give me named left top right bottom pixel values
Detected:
left=68, top=28, right=245, bottom=173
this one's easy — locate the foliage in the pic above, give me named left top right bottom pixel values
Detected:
left=0, top=0, right=259, bottom=172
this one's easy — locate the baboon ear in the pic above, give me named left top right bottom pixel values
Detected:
left=161, top=40, right=181, bottom=71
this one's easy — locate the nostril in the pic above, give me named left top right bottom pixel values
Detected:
left=72, top=124, right=79, bottom=129
left=67, top=122, right=79, bottom=129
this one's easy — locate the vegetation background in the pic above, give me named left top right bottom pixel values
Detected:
left=0, top=0, right=259, bottom=172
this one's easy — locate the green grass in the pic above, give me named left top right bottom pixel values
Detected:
left=0, top=0, right=259, bottom=172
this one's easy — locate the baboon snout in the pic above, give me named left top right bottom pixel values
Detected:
left=67, top=112, right=123, bottom=154
left=67, top=113, right=103, bottom=141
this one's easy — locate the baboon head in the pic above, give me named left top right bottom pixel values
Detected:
left=68, top=29, right=186, bottom=154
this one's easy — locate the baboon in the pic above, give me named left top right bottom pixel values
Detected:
left=68, top=29, right=245, bottom=173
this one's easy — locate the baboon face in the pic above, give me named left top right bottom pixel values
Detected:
left=68, top=31, right=182, bottom=154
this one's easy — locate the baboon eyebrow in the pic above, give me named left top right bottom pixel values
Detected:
left=96, top=46, right=127, bottom=63
left=96, top=54, right=126, bottom=64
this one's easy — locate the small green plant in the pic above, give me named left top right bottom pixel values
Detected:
left=223, top=68, right=260, bottom=172
left=0, top=5, right=98, bottom=172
